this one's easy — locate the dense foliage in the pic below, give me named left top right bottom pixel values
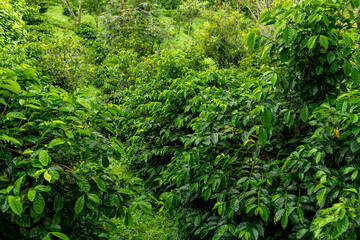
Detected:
left=2, top=0, right=360, bottom=239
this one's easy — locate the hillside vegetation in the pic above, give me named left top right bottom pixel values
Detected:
left=1, top=0, right=360, bottom=239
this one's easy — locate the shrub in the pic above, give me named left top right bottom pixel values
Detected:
left=38, top=38, right=95, bottom=90
left=100, top=1, right=170, bottom=56
left=116, top=0, right=360, bottom=239
left=0, top=65, right=145, bottom=239
left=74, top=22, right=97, bottom=40
left=192, top=7, right=258, bottom=67
left=0, top=0, right=26, bottom=42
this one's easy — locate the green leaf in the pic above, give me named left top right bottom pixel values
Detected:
left=351, top=114, right=358, bottom=123
left=341, top=100, right=348, bottom=113
left=8, top=195, right=22, bottom=216
left=316, top=66, right=323, bottom=75
left=300, top=105, right=309, bottom=122
left=260, top=205, right=270, bottom=222
left=48, top=138, right=65, bottom=149
left=0, top=80, right=21, bottom=94
left=34, top=185, right=51, bottom=192
left=315, top=152, right=322, bottom=164
left=283, top=26, right=293, bottom=45
left=319, top=35, right=329, bottom=51
left=125, top=210, right=133, bottom=226
left=77, top=178, right=90, bottom=193
left=351, top=170, right=358, bottom=181
left=74, top=129, right=91, bottom=136
left=350, top=141, right=360, bottom=153
left=13, top=175, right=25, bottom=195
left=307, top=36, right=318, bottom=49
left=212, top=225, right=228, bottom=240
left=343, top=33, right=352, bottom=46
left=261, top=108, right=272, bottom=127
left=110, top=194, right=120, bottom=207
left=211, top=133, right=219, bottom=144
left=28, top=189, right=36, bottom=201
left=139, top=201, right=152, bottom=214
left=275, top=209, right=285, bottom=222
left=330, top=61, right=340, bottom=73
left=50, top=232, right=69, bottom=240
left=110, top=142, right=125, bottom=158
left=270, top=73, right=278, bottom=85
left=39, top=150, right=51, bottom=166
left=317, top=188, right=326, bottom=205
left=327, top=52, right=336, bottom=63
left=33, top=193, right=45, bottom=214
left=54, top=195, right=64, bottom=212
left=343, top=60, right=352, bottom=76
left=246, top=204, right=257, bottom=213
left=41, top=235, right=51, bottom=240
left=87, top=193, right=102, bottom=204
left=281, top=213, right=288, bottom=229
left=258, top=128, right=268, bottom=147
left=352, top=67, right=360, bottom=85
left=297, top=206, right=304, bottom=224
left=5, top=112, right=26, bottom=120
left=44, top=171, right=52, bottom=183
left=74, top=195, right=85, bottom=215
left=336, top=215, right=349, bottom=235
left=247, top=32, right=256, bottom=51
left=230, top=198, right=240, bottom=212
left=92, top=177, right=107, bottom=192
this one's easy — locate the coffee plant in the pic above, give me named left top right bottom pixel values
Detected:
left=114, top=0, right=360, bottom=239
left=0, top=65, right=147, bottom=239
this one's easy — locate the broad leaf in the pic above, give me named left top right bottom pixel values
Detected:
left=74, top=195, right=85, bottom=215
left=258, top=128, right=268, bottom=146
left=8, top=196, right=22, bottom=216
left=33, top=193, right=45, bottom=214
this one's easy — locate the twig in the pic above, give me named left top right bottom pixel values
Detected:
left=0, top=145, right=22, bottom=155
left=0, top=97, right=11, bottom=121
left=55, top=163, right=73, bottom=171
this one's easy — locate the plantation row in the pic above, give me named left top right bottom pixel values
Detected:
left=1, top=0, right=360, bottom=239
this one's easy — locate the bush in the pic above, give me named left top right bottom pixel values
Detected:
left=0, top=65, right=145, bottom=239
left=191, top=8, right=258, bottom=68
left=98, top=49, right=207, bottom=102
left=75, top=22, right=97, bottom=40
left=39, top=1, right=49, bottom=13
left=0, top=0, right=26, bottom=42
left=114, top=1, right=360, bottom=239
left=38, top=38, right=95, bottom=90
left=100, top=1, right=170, bottom=56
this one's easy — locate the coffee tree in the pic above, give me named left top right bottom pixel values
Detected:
left=0, top=65, right=145, bottom=239
left=117, top=0, right=360, bottom=239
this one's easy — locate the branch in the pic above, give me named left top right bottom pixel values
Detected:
left=0, top=145, right=22, bottom=155
left=0, top=97, right=11, bottom=121
left=55, top=163, right=73, bottom=171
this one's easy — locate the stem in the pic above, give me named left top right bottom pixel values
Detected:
left=55, top=163, right=73, bottom=171
left=0, top=97, right=11, bottom=121
left=0, top=145, right=22, bottom=155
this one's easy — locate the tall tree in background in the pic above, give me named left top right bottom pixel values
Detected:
left=176, top=0, right=208, bottom=46
left=61, top=0, right=82, bottom=24
left=83, top=0, right=105, bottom=28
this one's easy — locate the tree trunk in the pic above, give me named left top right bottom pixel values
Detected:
left=61, top=0, right=77, bottom=23
left=77, top=0, right=82, bottom=24
left=188, top=19, right=193, bottom=48
left=357, top=7, right=360, bottom=48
